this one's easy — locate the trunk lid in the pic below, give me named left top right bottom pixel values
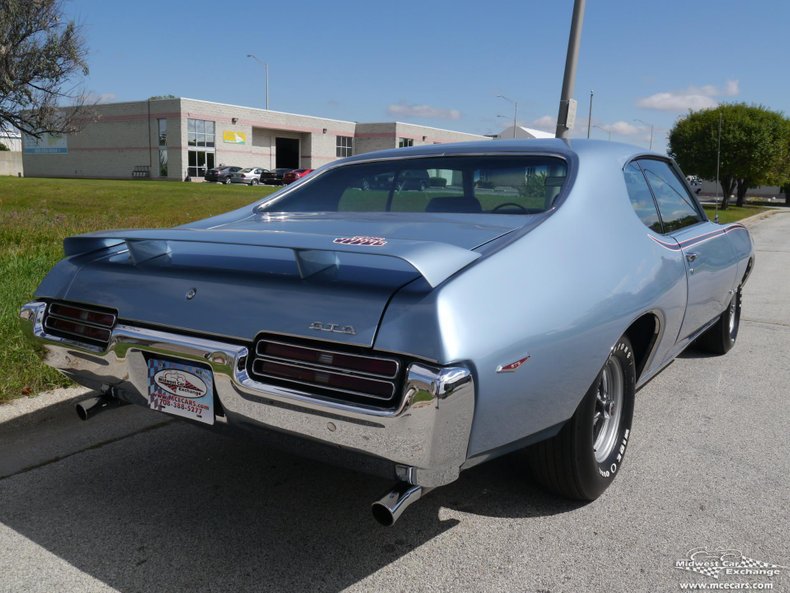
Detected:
left=43, top=213, right=524, bottom=347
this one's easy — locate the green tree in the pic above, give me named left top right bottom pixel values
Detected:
left=0, top=0, right=89, bottom=138
left=766, top=118, right=790, bottom=206
left=668, top=103, right=787, bottom=208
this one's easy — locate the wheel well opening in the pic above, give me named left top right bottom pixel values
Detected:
left=742, top=257, right=754, bottom=285
left=624, top=314, right=658, bottom=381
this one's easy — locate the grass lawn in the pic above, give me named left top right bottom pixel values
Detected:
left=701, top=204, right=768, bottom=224
left=0, top=177, right=275, bottom=402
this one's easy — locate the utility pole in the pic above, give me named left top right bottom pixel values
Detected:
left=634, top=119, right=654, bottom=149
left=555, top=0, right=586, bottom=138
left=497, top=95, right=518, bottom=138
left=587, top=90, right=593, bottom=138
left=715, top=111, right=722, bottom=221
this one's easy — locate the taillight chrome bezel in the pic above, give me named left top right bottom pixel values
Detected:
left=42, top=301, right=117, bottom=349
left=248, top=334, right=405, bottom=408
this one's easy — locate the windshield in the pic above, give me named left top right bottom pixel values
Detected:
left=258, top=155, right=568, bottom=214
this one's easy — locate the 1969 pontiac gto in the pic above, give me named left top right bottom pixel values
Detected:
left=20, top=139, right=753, bottom=525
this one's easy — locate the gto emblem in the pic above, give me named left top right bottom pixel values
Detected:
left=333, top=236, right=387, bottom=247
left=309, top=322, right=356, bottom=335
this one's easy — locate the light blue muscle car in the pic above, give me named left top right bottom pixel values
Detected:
left=20, top=139, right=754, bottom=525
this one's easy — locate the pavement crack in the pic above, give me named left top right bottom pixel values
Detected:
left=742, top=318, right=790, bottom=329
left=0, top=419, right=172, bottom=481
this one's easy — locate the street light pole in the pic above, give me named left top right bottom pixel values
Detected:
left=634, top=118, right=654, bottom=150
left=592, top=124, right=611, bottom=140
left=497, top=95, right=518, bottom=138
left=587, top=90, right=593, bottom=138
left=246, top=54, right=269, bottom=110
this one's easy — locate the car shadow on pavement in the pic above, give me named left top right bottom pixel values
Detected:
left=0, top=414, right=579, bottom=593
left=677, top=348, right=719, bottom=360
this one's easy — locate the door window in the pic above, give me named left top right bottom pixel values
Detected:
left=638, top=159, right=702, bottom=233
left=623, top=162, right=662, bottom=232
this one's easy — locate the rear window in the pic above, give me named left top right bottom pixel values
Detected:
left=257, top=156, right=568, bottom=214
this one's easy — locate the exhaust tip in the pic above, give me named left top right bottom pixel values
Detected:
left=371, top=502, right=397, bottom=527
left=75, top=401, right=92, bottom=421
left=371, top=482, right=426, bottom=526
left=75, top=393, right=124, bottom=421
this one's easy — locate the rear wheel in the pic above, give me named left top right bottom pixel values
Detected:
left=527, top=336, right=636, bottom=500
left=223, top=177, right=232, bottom=185
left=694, top=289, right=741, bottom=355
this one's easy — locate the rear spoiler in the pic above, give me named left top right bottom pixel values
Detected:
left=63, top=228, right=481, bottom=289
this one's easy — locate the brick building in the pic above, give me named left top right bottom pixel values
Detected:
left=21, top=97, right=489, bottom=180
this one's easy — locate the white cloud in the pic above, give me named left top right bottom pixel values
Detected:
left=86, top=92, right=117, bottom=104
left=608, top=121, right=640, bottom=136
left=528, top=115, right=556, bottom=131
left=723, top=79, right=740, bottom=96
left=387, top=102, right=461, bottom=120
left=637, top=92, right=718, bottom=111
left=636, top=80, right=740, bottom=112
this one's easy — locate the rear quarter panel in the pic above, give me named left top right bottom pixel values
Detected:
left=725, top=223, right=754, bottom=283
left=375, top=148, right=690, bottom=457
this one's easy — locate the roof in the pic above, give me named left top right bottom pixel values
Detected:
left=337, top=138, right=662, bottom=166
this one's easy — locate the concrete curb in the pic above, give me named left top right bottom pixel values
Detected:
left=0, top=386, right=92, bottom=425
left=739, top=208, right=786, bottom=228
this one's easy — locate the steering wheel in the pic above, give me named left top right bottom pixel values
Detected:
left=491, top=202, right=528, bottom=213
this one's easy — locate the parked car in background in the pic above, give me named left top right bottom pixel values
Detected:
left=361, top=169, right=430, bottom=191
left=283, top=168, right=314, bottom=184
left=260, top=168, right=294, bottom=186
left=204, top=166, right=242, bottom=184
left=230, top=167, right=268, bottom=186
left=20, top=139, right=753, bottom=526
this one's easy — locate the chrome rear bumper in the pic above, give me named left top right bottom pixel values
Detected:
left=20, top=301, right=474, bottom=487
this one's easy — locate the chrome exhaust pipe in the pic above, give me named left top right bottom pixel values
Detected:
left=75, top=392, right=124, bottom=421
left=371, top=482, right=431, bottom=526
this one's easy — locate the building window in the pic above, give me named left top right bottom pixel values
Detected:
left=398, top=137, right=414, bottom=148
left=157, top=119, right=167, bottom=146
left=187, top=118, right=216, bottom=178
left=159, top=149, right=168, bottom=177
left=156, top=119, right=168, bottom=177
left=187, top=118, right=216, bottom=148
left=336, top=135, right=353, bottom=158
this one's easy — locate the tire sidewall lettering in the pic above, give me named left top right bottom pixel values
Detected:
left=593, top=342, right=635, bottom=483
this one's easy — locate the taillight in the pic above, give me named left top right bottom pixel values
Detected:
left=43, top=302, right=117, bottom=349
left=248, top=336, right=403, bottom=408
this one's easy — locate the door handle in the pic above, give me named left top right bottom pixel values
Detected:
left=686, top=252, right=698, bottom=263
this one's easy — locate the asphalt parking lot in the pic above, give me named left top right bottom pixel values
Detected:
left=1, top=212, right=788, bottom=593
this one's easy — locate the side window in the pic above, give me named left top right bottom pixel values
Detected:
left=639, top=160, right=702, bottom=233
left=624, top=162, right=662, bottom=232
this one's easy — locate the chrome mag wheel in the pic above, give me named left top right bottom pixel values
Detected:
left=527, top=335, right=635, bottom=501
left=592, top=355, right=624, bottom=463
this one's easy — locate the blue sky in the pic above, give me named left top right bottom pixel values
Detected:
left=63, top=0, right=789, bottom=150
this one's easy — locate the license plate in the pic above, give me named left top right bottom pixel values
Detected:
left=147, top=359, right=214, bottom=425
